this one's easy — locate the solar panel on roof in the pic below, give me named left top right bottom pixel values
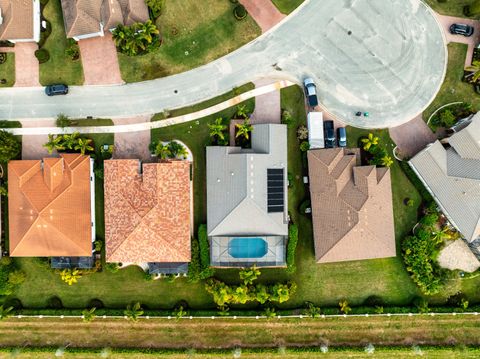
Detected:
left=267, top=169, right=284, bottom=213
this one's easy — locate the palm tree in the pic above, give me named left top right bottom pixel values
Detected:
left=236, top=105, right=248, bottom=118
left=208, top=118, right=227, bottom=141
left=74, top=137, right=94, bottom=155
left=361, top=133, right=379, bottom=152
left=124, top=302, right=144, bottom=322
left=466, top=60, right=480, bottom=83
left=380, top=154, right=394, bottom=168
left=168, top=141, right=188, bottom=159
left=62, top=132, right=80, bottom=150
left=239, top=265, right=260, bottom=285
left=155, top=143, right=171, bottom=160
left=235, top=118, right=253, bottom=140
left=0, top=305, right=13, bottom=320
left=82, top=307, right=96, bottom=323
left=60, top=269, right=82, bottom=285
left=339, top=299, right=351, bottom=314
left=43, top=134, right=59, bottom=154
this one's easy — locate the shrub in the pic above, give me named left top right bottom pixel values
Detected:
left=105, top=263, right=120, bottom=273
left=198, top=224, right=210, bottom=268
left=3, top=298, right=22, bottom=310
left=363, top=295, right=384, bottom=307
left=281, top=110, right=294, bottom=128
left=286, top=224, right=298, bottom=274
left=0, top=130, right=21, bottom=162
left=56, top=114, right=72, bottom=128
left=34, top=48, right=50, bottom=63
left=300, top=141, right=310, bottom=152
left=297, top=125, right=308, bottom=140
left=88, top=298, right=104, bottom=309
left=0, top=53, right=6, bottom=65
left=233, top=5, right=248, bottom=20
left=47, top=296, right=63, bottom=309
left=65, top=40, right=80, bottom=61
left=8, top=270, right=26, bottom=286
left=145, top=0, right=165, bottom=18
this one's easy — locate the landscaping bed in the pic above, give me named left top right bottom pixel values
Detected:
left=118, top=0, right=261, bottom=82
left=0, top=53, right=15, bottom=87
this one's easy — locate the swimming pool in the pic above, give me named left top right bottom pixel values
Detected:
left=228, top=237, right=268, bottom=258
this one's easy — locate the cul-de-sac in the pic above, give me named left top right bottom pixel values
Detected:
left=1, top=0, right=480, bottom=357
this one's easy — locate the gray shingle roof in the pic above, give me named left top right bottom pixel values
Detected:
left=409, top=114, right=480, bottom=242
left=206, top=124, right=288, bottom=237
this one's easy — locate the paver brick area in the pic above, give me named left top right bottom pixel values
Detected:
left=78, top=33, right=123, bottom=85
left=240, top=0, right=285, bottom=33
left=13, top=42, right=40, bottom=87
left=389, top=115, right=437, bottom=159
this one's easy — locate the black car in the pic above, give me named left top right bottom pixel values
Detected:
left=324, top=120, right=336, bottom=148
left=303, top=78, right=319, bottom=107
left=337, top=127, right=347, bottom=147
left=449, top=23, right=474, bottom=37
left=45, top=84, right=69, bottom=96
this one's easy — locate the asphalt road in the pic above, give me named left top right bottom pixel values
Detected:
left=0, top=0, right=446, bottom=128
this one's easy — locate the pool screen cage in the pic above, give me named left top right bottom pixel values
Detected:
left=209, top=236, right=287, bottom=267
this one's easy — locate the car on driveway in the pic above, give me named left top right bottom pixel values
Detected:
left=324, top=120, right=336, bottom=148
left=45, top=84, right=69, bottom=96
left=337, top=127, right=347, bottom=147
left=303, top=78, right=318, bottom=107
left=449, top=23, right=474, bottom=37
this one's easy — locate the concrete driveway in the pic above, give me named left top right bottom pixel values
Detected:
left=13, top=43, right=40, bottom=87
left=20, top=119, right=55, bottom=159
left=434, top=13, right=480, bottom=68
left=112, top=116, right=151, bottom=161
left=250, top=79, right=281, bottom=124
left=78, top=33, right=123, bottom=85
left=0, top=0, right=446, bottom=129
left=389, top=115, right=437, bottom=159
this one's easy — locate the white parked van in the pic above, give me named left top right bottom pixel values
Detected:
left=307, top=112, right=324, bottom=149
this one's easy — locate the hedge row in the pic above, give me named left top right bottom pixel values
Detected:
left=286, top=224, right=298, bottom=274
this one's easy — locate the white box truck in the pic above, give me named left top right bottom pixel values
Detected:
left=307, top=112, right=324, bottom=149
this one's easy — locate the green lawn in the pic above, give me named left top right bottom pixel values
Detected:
left=271, top=0, right=304, bottom=14
left=0, top=53, right=15, bottom=87
left=118, top=0, right=261, bottom=82
left=423, top=0, right=478, bottom=17
left=39, top=0, right=84, bottom=85
left=423, top=43, right=480, bottom=121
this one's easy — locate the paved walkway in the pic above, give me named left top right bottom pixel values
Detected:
left=112, top=116, right=151, bottom=161
left=239, top=0, right=285, bottom=33
left=0, top=1, right=446, bottom=129
left=7, top=81, right=294, bottom=136
left=250, top=79, right=281, bottom=124
left=78, top=33, right=123, bottom=85
left=389, top=115, right=437, bottom=159
left=19, top=119, right=55, bottom=159
left=12, top=43, right=40, bottom=87
left=434, top=13, right=480, bottom=68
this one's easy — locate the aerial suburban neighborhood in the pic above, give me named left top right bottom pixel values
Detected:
left=1, top=0, right=480, bottom=357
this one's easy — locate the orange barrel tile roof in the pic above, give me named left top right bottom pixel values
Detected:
left=307, top=148, right=396, bottom=263
left=104, top=159, right=191, bottom=263
left=8, top=154, right=93, bottom=257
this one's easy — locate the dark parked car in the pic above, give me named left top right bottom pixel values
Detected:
left=449, top=23, right=474, bottom=37
left=324, top=120, right=336, bottom=148
left=337, top=127, right=347, bottom=147
left=303, top=78, right=318, bottom=107
left=45, top=84, right=69, bottom=96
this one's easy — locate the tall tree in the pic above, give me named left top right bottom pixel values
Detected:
left=360, top=133, right=379, bottom=152
left=74, top=137, right=94, bottom=155
left=208, top=118, right=227, bottom=141
left=167, top=141, right=188, bottom=159
left=0, top=130, right=21, bottom=162
left=155, top=143, right=171, bottom=160
left=235, top=118, right=253, bottom=140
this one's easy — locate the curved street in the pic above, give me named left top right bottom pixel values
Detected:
left=0, top=0, right=446, bottom=128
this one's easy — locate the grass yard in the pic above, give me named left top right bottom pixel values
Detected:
left=423, top=0, right=478, bottom=17
left=0, top=52, right=15, bottom=87
left=0, top=316, right=480, bottom=348
left=39, top=0, right=84, bottom=85
left=271, top=0, right=304, bottom=14
left=118, top=0, right=261, bottom=82
left=423, top=43, right=480, bottom=121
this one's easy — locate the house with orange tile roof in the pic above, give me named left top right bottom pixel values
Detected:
left=0, top=0, right=41, bottom=42
left=8, top=154, right=95, bottom=266
left=104, top=159, right=192, bottom=274
left=308, top=148, right=396, bottom=263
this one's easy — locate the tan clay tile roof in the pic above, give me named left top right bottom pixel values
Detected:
left=104, top=160, right=191, bottom=263
left=61, top=0, right=149, bottom=38
left=8, top=154, right=93, bottom=257
left=0, top=0, right=34, bottom=40
left=308, top=148, right=396, bottom=263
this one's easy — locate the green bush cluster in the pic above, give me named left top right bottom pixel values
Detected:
left=0, top=53, right=6, bottom=65
left=0, top=130, right=21, bottom=162
left=43, top=132, right=94, bottom=155
left=0, top=257, right=26, bottom=296
left=34, top=48, right=50, bottom=64
left=112, top=21, right=160, bottom=56
left=188, top=225, right=215, bottom=282
left=286, top=224, right=298, bottom=274
left=145, top=0, right=165, bottom=18
left=430, top=103, right=473, bottom=131
left=360, top=133, right=393, bottom=168
left=65, top=39, right=80, bottom=61
left=402, top=211, right=448, bottom=295
left=205, top=269, right=297, bottom=306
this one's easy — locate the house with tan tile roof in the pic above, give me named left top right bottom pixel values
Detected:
left=0, top=0, right=40, bottom=42
left=307, top=148, right=396, bottom=263
left=8, top=154, right=95, bottom=259
left=104, top=159, right=191, bottom=274
left=207, top=124, right=288, bottom=267
left=60, top=0, right=149, bottom=40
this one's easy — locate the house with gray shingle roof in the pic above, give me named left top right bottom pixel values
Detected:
left=308, top=148, right=396, bottom=263
left=0, top=0, right=40, bottom=42
left=409, top=112, right=480, bottom=260
left=206, top=124, right=288, bottom=267
left=60, top=0, right=149, bottom=40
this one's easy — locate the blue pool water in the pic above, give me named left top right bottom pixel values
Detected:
left=228, top=237, right=268, bottom=258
